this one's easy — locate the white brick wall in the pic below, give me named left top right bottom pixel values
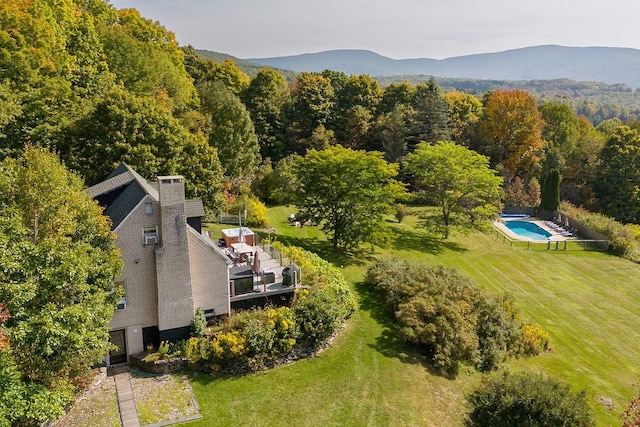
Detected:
left=188, top=228, right=231, bottom=316
left=110, top=196, right=160, bottom=330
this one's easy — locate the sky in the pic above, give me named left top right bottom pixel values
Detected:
left=108, top=0, right=640, bottom=60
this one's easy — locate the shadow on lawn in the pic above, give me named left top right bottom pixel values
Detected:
left=388, top=225, right=468, bottom=255
left=272, top=234, right=372, bottom=268
left=354, top=280, right=443, bottom=377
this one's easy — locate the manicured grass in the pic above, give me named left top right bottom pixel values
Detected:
left=193, top=207, right=640, bottom=426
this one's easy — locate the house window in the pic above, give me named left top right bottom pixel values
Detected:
left=143, top=226, right=158, bottom=245
left=115, top=296, right=127, bottom=311
left=144, top=202, right=153, bottom=215
left=114, top=281, right=126, bottom=310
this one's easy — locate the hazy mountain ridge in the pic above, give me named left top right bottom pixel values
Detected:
left=194, top=49, right=297, bottom=80
left=247, top=45, right=640, bottom=88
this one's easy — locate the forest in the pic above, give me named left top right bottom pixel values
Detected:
left=2, top=0, right=640, bottom=224
left=2, top=0, right=640, bottom=424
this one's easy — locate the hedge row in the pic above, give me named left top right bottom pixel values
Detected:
left=561, top=202, right=640, bottom=262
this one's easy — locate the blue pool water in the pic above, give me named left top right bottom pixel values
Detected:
left=504, top=220, right=552, bottom=241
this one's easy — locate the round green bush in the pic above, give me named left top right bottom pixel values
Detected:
left=468, top=371, right=594, bottom=426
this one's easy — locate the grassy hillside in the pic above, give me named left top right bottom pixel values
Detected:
left=192, top=207, right=640, bottom=426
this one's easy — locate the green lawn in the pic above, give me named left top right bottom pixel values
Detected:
left=193, top=207, right=640, bottom=426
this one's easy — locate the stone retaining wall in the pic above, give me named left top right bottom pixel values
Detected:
left=129, top=352, right=188, bottom=374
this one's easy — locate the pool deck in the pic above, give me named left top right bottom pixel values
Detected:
left=493, top=218, right=569, bottom=242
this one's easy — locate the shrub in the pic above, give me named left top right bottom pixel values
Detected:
left=293, top=287, right=349, bottom=346
left=234, top=306, right=298, bottom=360
left=468, top=371, right=594, bottom=426
left=622, top=386, right=640, bottom=427
left=228, top=192, right=270, bottom=227
left=396, top=292, right=478, bottom=376
left=395, top=203, right=410, bottom=223
left=474, top=298, right=523, bottom=372
left=191, top=308, right=207, bottom=338
left=561, top=201, right=640, bottom=262
left=158, top=341, right=170, bottom=358
left=183, top=337, right=214, bottom=364
left=520, top=323, right=551, bottom=355
left=276, top=243, right=356, bottom=339
left=210, top=331, right=246, bottom=365
left=366, top=259, right=549, bottom=376
left=180, top=244, right=354, bottom=372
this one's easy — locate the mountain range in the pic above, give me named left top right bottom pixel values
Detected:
left=247, top=45, right=640, bottom=89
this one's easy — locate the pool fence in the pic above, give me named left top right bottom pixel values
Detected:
left=491, top=223, right=609, bottom=252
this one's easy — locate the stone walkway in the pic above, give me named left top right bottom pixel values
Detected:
left=113, top=366, right=140, bottom=427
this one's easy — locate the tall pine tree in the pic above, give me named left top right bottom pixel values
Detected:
left=540, top=169, right=561, bottom=212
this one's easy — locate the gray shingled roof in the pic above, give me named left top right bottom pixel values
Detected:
left=88, top=163, right=205, bottom=230
left=86, top=172, right=134, bottom=199
left=104, top=180, right=148, bottom=229
left=185, top=199, right=205, bottom=218
left=87, top=163, right=159, bottom=201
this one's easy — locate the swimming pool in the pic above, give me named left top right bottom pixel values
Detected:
left=503, top=220, right=552, bottom=241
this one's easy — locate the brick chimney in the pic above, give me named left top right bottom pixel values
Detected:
left=155, top=176, right=195, bottom=335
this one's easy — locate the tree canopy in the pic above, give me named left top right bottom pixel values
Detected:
left=593, top=126, right=640, bottom=223
left=293, top=146, right=406, bottom=249
left=478, top=90, right=545, bottom=177
left=198, top=81, right=260, bottom=187
left=405, top=141, right=503, bottom=238
left=0, top=147, right=122, bottom=425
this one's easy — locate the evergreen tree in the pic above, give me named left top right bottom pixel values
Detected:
left=410, top=78, right=451, bottom=147
left=540, top=169, right=561, bottom=212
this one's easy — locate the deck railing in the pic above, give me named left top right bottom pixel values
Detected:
left=257, top=242, right=293, bottom=267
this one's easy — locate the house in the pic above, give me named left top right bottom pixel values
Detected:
left=88, top=163, right=300, bottom=365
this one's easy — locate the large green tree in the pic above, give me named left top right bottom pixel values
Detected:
left=99, top=7, right=197, bottom=113
left=333, top=74, right=381, bottom=149
left=410, top=79, right=451, bottom=147
left=379, top=81, right=415, bottom=114
left=198, top=81, right=260, bottom=186
left=284, top=72, right=336, bottom=154
left=539, top=102, right=581, bottom=178
left=444, top=91, right=483, bottom=147
left=376, top=104, right=413, bottom=163
left=477, top=90, right=545, bottom=177
left=593, top=126, right=640, bottom=223
left=293, top=146, right=406, bottom=249
left=244, top=68, right=289, bottom=161
left=0, top=0, right=115, bottom=155
left=0, top=147, right=122, bottom=425
left=562, top=116, right=605, bottom=208
left=405, top=141, right=503, bottom=238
